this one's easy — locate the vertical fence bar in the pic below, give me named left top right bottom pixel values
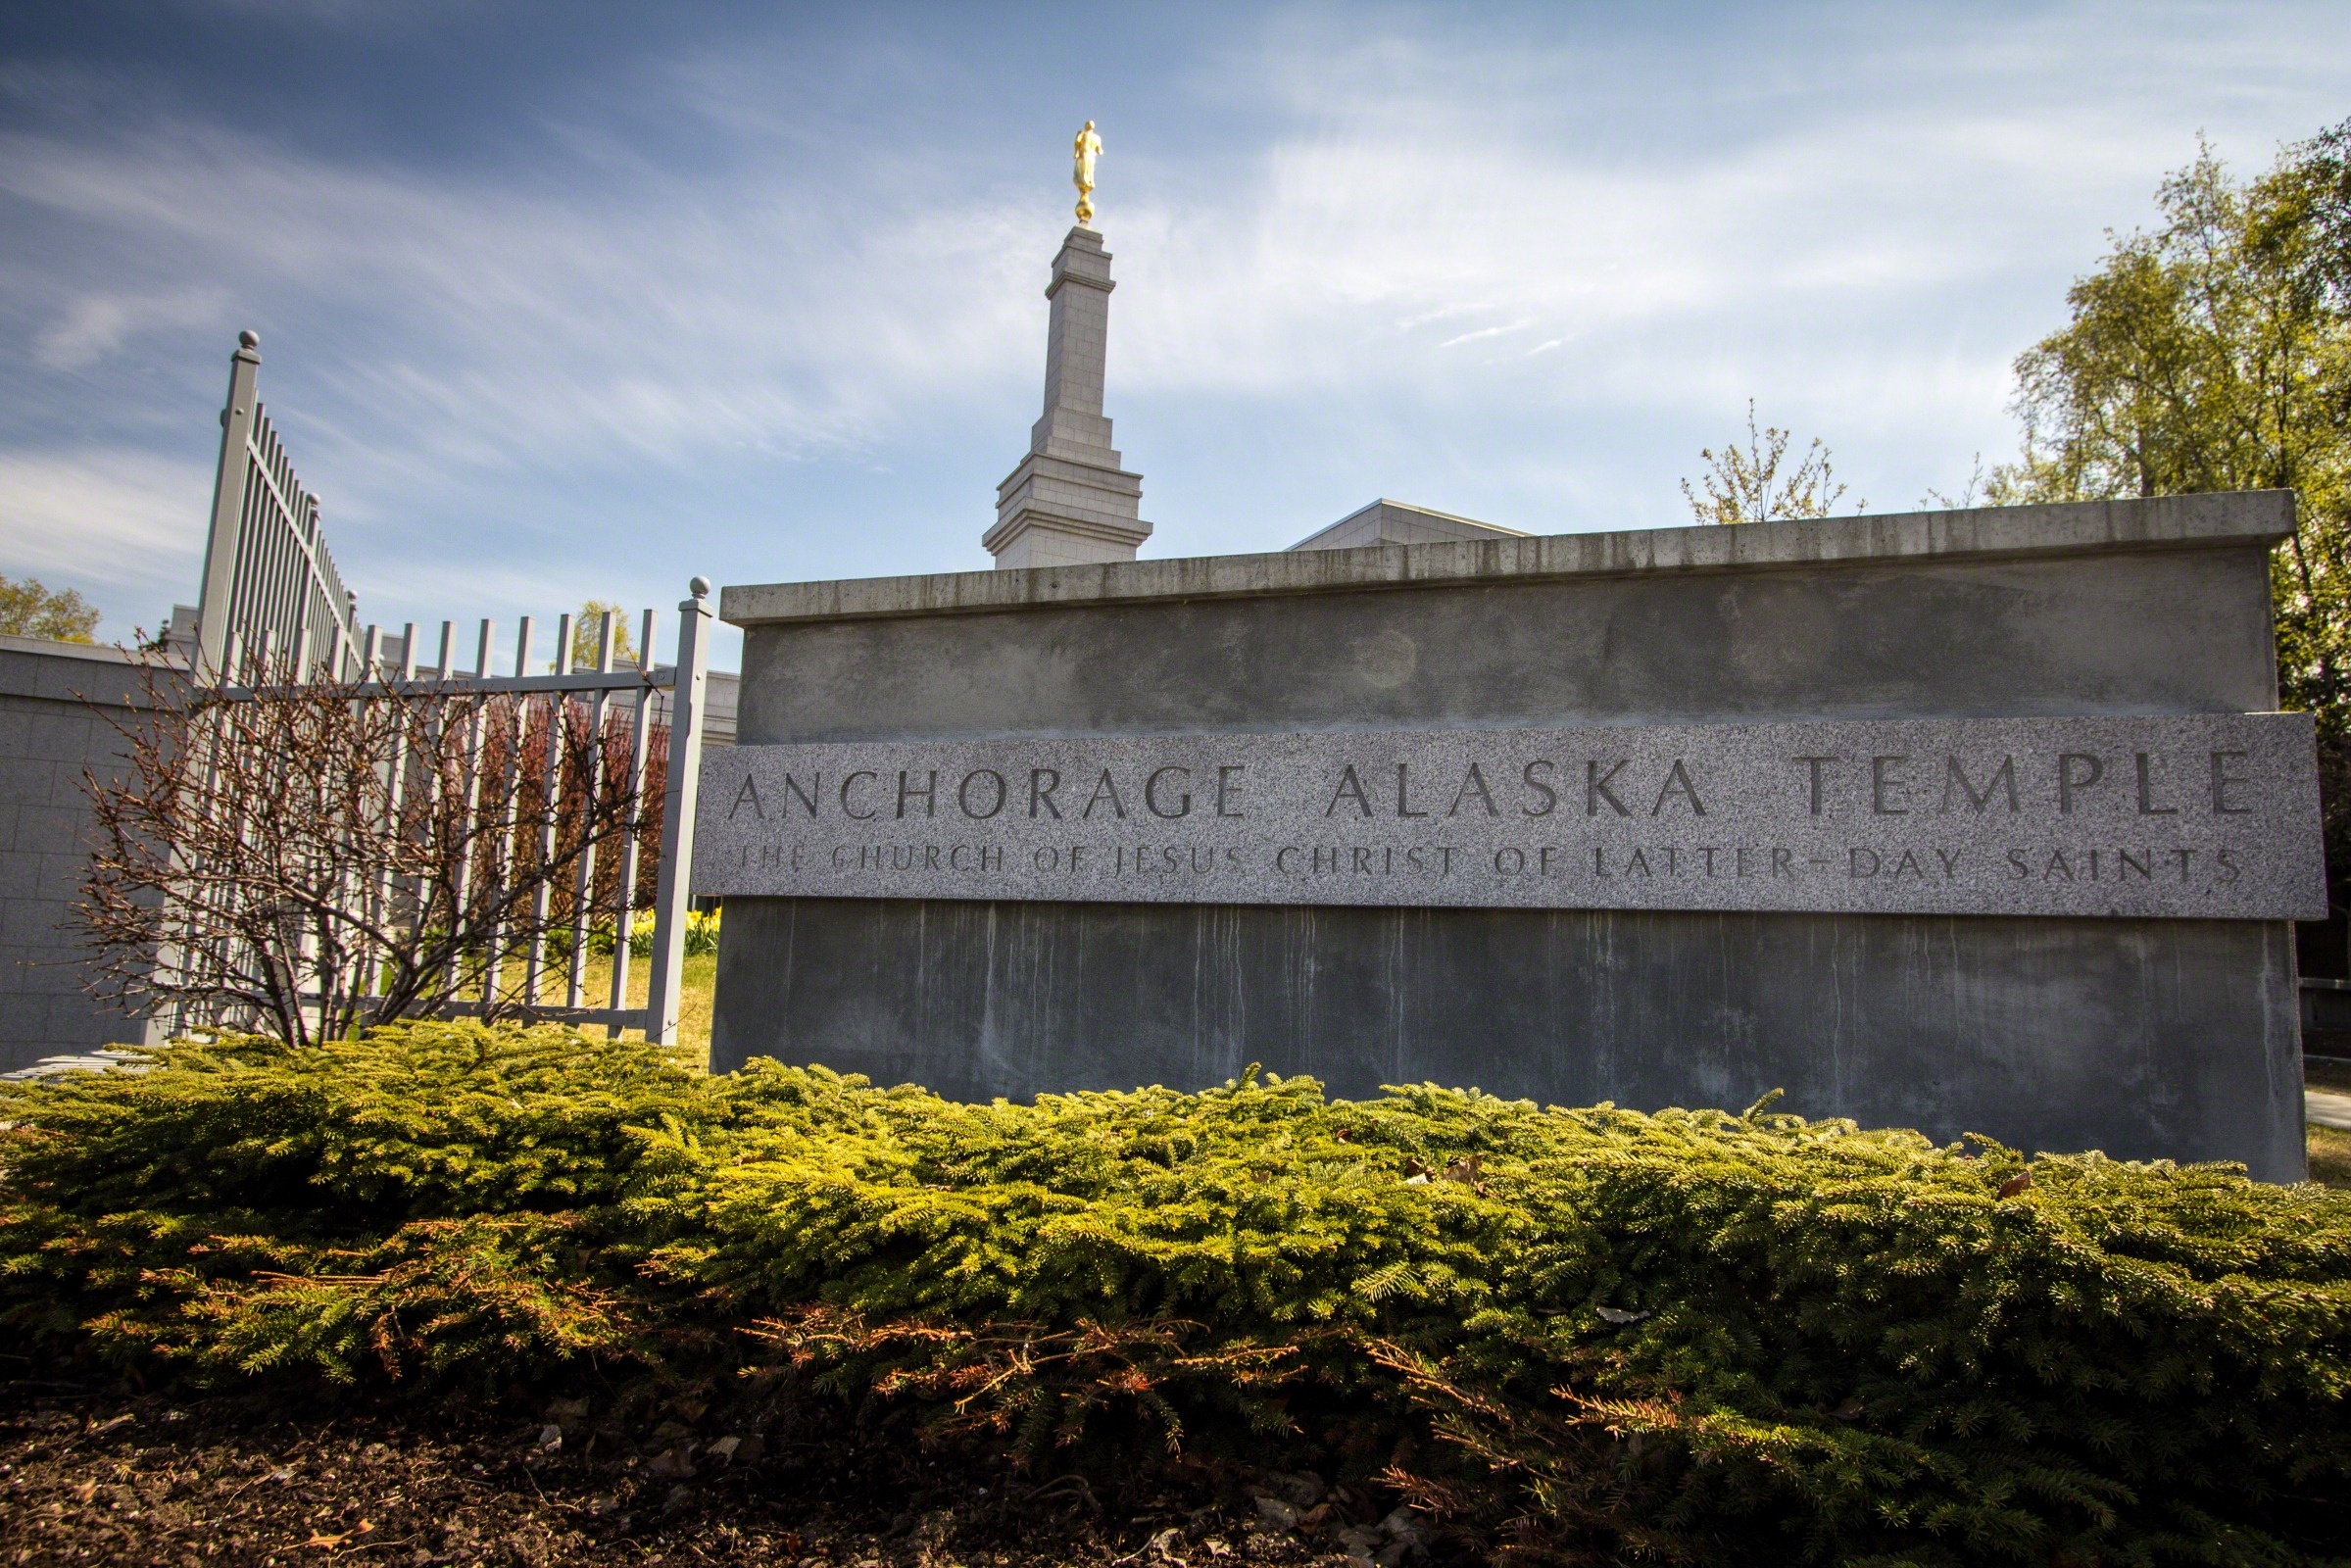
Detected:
left=286, top=625, right=325, bottom=1035
left=358, top=614, right=388, bottom=1013
left=420, top=620, right=456, bottom=981
left=208, top=631, right=250, bottom=1036
left=194, top=333, right=262, bottom=674
left=481, top=617, right=533, bottom=1007
left=216, top=630, right=280, bottom=1039
left=646, top=580, right=711, bottom=1051
left=367, top=626, right=416, bottom=1010
left=188, top=333, right=359, bottom=720
left=565, top=612, right=616, bottom=1009
left=608, top=608, right=657, bottom=1017
left=524, top=614, right=572, bottom=1009
left=445, top=619, right=494, bottom=992
left=327, top=626, right=368, bottom=1028
left=171, top=630, right=233, bottom=1039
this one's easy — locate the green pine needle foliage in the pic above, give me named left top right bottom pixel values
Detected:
left=5, top=1022, right=2348, bottom=1564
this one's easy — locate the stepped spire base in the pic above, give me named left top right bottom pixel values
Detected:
left=987, top=226, right=1149, bottom=568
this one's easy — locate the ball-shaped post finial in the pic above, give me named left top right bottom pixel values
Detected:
left=237, top=329, right=260, bottom=351
left=689, top=575, right=712, bottom=600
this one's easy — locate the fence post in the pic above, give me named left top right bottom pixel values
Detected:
left=645, top=577, right=712, bottom=1051
left=196, top=332, right=262, bottom=675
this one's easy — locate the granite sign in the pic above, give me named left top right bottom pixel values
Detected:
left=707, top=492, right=2320, bottom=1177
left=696, top=713, right=2325, bottom=921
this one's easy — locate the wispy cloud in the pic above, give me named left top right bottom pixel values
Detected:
left=0, top=449, right=210, bottom=617
left=1439, top=320, right=1535, bottom=349
left=0, top=121, right=1039, bottom=468
left=0, top=1, right=2344, bottom=645
left=33, top=287, right=226, bottom=370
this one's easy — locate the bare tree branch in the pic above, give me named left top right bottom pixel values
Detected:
left=1680, top=400, right=1863, bottom=525
left=73, top=650, right=667, bottom=1048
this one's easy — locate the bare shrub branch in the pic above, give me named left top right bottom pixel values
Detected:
left=74, top=650, right=666, bottom=1047
left=1681, top=399, right=1864, bottom=524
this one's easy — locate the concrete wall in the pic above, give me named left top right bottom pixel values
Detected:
left=0, top=636, right=150, bottom=1072
left=717, top=901, right=2301, bottom=1175
left=711, top=494, right=2311, bottom=1179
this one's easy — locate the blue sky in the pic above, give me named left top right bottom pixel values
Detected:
left=0, top=2, right=2345, bottom=667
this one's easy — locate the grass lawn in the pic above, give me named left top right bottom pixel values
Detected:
left=2310, top=1056, right=2351, bottom=1188
left=2313, top=1125, right=2351, bottom=1188
left=539, top=952, right=716, bottom=1066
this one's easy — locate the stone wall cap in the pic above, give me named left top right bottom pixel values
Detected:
left=0, top=636, right=181, bottom=706
left=0, top=635, right=152, bottom=665
left=725, top=491, right=2295, bottom=628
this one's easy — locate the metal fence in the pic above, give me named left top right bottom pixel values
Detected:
left=147, top=331, right=711, bottom=1051
left=150, top=594, right=713, bottom=1050
left=195, top=331, right=360, bottom=678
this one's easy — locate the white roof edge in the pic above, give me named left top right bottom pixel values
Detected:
left=1287, top=499, right=1535, bottom=552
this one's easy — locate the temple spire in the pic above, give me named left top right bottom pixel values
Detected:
left=984, top=172, right=1150, bottom=567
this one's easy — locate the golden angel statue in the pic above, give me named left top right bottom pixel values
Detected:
left=1073, top=120, right=1102, bottom=224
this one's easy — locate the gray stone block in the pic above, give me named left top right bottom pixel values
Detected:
left=12, top=805, right=88, bottom=855
left=0, top=985, right=51, bottom=1040
left=34, top=850, right=88, bottom=901
left=0, top=654, right=150, bottom=1072
left=40, top=992, right=136, bottom=1051
left=22, top=710, right=92, bottom=761
left=712, top=898, right=2305, bottom=1180
left=0, top=897, right=69, bottom=949
left=52, top=760, right=103, bottom=807
left=0, top=854, right=40, bottom=902
left=697, top=713, right=2326, bottom=921
left=737, top=532, right=2279, bottom=748
left=0, top=757, right=55, bottom=809
left=731, top=492, right=2292, bottom=629
left=12, top=947, right=95, bottom=995
left=0, top=638, right=153, bottom=707
left=709, top=494, right=2316, bottom=1178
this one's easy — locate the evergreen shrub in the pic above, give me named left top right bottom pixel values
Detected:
left=4, top=1021, right=2348, bottom=1564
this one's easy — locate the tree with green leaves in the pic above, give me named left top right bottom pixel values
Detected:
left=1994, top=130, right=2350, bottom=711
left=1978, top=122, right=2351, bottom=914
left=564, top=599, right=639, bottom=671
left=0, top=574, right=98, bottom=642
left=1681, top=400, right=1863, bottom=524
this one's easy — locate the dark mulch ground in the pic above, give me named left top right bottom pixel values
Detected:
left=0, top=1379, right=1428, bottom=1567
